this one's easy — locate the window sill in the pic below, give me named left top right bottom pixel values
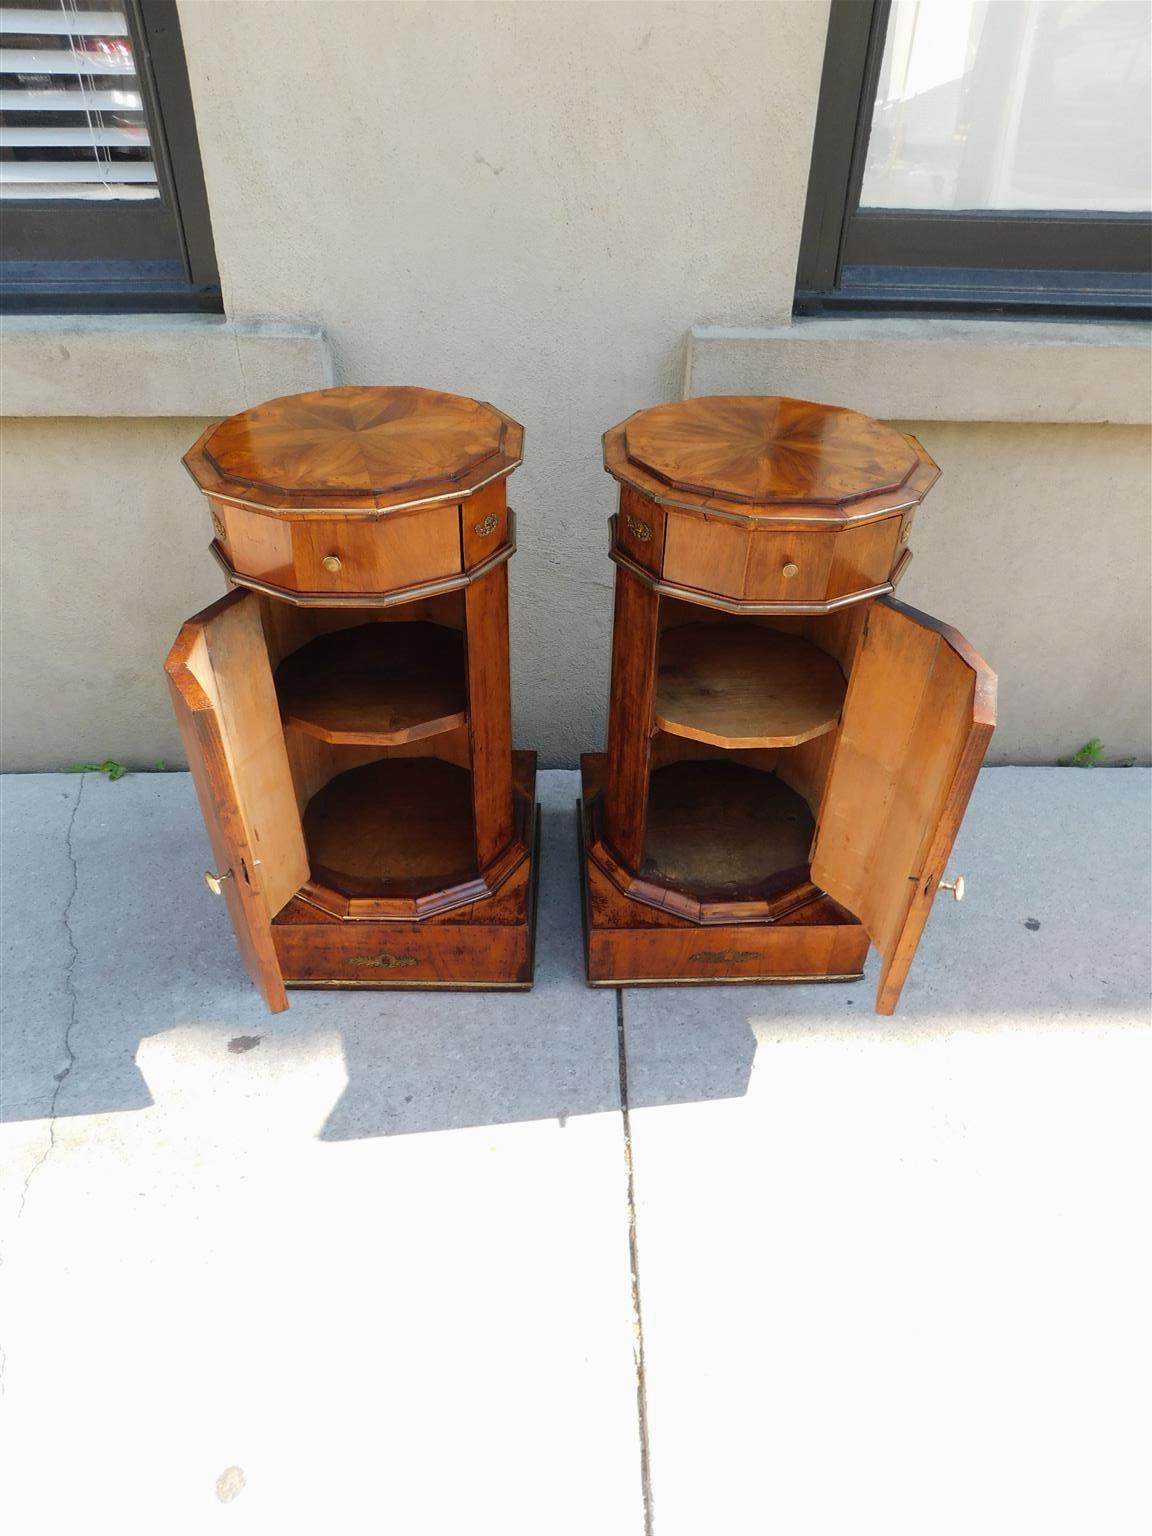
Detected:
left=0, top=315, right=332, bottom=417
left=686, top=318, right=1152, bottom=425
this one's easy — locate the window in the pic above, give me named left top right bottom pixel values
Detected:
left=796, top=0, right=1152, bottom=318
left=0, top=0, right=219, bottom=311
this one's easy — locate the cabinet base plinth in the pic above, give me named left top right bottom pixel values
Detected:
left=578, top=754, right=868, bottom=988
left=272, top=762, right=539, bottom=991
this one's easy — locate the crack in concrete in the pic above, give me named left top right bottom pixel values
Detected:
left=13, top=774, right=85, bottom=1223
left=1, top=776, right=85, bottom=1400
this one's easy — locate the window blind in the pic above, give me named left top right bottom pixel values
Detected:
left=0, top=2, right=158, bottom=201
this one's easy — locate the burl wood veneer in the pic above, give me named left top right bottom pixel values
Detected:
left=581, top=394, right=996, bottom=1014
left=168, top=385, right=537, bottom=1011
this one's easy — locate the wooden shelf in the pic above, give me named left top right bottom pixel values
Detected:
left=641, top=760, right=815, bottom=901
left=303, top=758, right=476, bottom=899
left=276, top=621, right=466, bottom=745
left=654, top=623, right=844, bottom=749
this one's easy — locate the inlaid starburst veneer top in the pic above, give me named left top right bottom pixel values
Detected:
left=184, top=385, right=524, bottom=514
left=605, top=395, right=933, bottom=518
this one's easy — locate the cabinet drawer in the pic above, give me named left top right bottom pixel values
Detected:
left=291, top=508, right=462, bottom=594
left=655, top=507, right=905, bottom=610
left=742, top=529, right=835, bottom=602
left=219, top=502, right=463, bottom=598
left=662, top=512, right=834, bottom=604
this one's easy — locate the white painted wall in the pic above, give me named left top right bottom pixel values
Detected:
left=1, top=1, right=1149, bottom=769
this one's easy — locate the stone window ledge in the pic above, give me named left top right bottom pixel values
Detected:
left=686, top=318, right=1152, bottom=425
left=0, top=315, right=332, bottom=417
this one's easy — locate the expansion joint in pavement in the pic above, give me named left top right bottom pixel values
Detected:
left=617, top=988, right=654, bottom=1535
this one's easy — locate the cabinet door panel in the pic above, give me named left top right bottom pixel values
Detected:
left=165, top=589, right=309, bottom=1012
left=811, top=598, right=996, bottom=1014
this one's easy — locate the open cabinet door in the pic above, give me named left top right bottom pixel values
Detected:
left=811, top=597, right=996, bottom=1015
left=165, top=590, right=309, bottom=1012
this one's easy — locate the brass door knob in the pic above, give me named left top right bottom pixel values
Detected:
left=321, top=554, right=342, bottom=573
left=939, top=875, right=965, bottom=901
left=782, top=561, right=799, bottom=579
left=205, top=869, right=233, bottom=895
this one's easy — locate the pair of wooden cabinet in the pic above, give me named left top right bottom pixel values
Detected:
left=167, top=387, right=995, bottom=1016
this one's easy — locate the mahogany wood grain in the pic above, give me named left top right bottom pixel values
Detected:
left=603, top=419, right=939, bottom=531
left=588, top=398, right=986, bottom=1006
left=275, top=621, right=466, bottom=746
left=165, top=590, right=310, bottom=1012
left=824, top=515, right=904, bottom=601
left=169, top=590, right=307, bottom=916
left=212, top=498, right=292, bottom=579
left=655, top=623, right=844, bottom=749
left=602, top=565, right=660, bottom=871
left=657, top=595, right=730, bottom=631
left=623, top=396, right=920, bottom=506
left=294, top=768, right=534, bottom=921
left=648, top=730, right=780, bottom=775
left=642, top=760, right=814, bottom=897
left=275, top=902, right=535, bottom=988
left=580, top=755, right=868, bottom=985
left=273, top=758, right=538, bottom=989
left=656, top=509, right=900, bottom=609
left=304, top=758, right=477, bottom=898
left=795, top=602, right=870, bottom=676
left=661, top=511, right=752, bottom=601
left=292, top=503, right=462, bottom=593
left=174, top=385, right=532, bottom=1006
left=217, top=499, right=462, bottom=598
left=464, top=562, right=516, bottom=869
left=461, top=480, right=509, bottom=568
left=772, top=727, right=838, bottom=820
left=257, top=591, right=464, bottom=673
left=742, top=526, right=836, bottom=603
left=608, top=540, right=909, bottom=620
left=811, top=598, right=996, bottom=1014
left=186, top=385, right=524, bottom=515
left=282, top=726, right=472, bottom=816
left=616, top=485, right=667, bottom=574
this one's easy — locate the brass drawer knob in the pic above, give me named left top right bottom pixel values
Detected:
left=205, top=869, right=233, bottom=895
left=782, top=561, right=799, bottom=579
left=939, top=875, right=965, bottom=901
left=321, top=554, right=342, bottom=573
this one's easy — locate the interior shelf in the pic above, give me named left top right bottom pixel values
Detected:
left=303, top=758, right=476, bottom=899
left=276, top=621, right=466, bottom=746
left=641, top=760, right=814, bottom=900
left=654, top=623, right=845, bottom=749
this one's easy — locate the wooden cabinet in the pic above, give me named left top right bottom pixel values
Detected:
left=581, top=395, right=996, bottom=1014
left=168, top=386, right=538, bottom=1012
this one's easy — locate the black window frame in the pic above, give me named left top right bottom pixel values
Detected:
left=795, top=0, right=1152, bottom=320
left=0, top=0, right=220, bottom=313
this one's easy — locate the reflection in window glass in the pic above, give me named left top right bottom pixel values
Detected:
left=861, top=0, right=1151, bottom=212
left=0, top=0, right=158, bottom=202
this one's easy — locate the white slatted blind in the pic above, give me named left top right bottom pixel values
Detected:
left=0, top=1, right=158, bottom=201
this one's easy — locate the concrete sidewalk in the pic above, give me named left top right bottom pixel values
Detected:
left=1, top=767, right=1148, bottom=1535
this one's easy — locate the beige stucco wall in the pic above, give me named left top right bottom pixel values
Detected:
left=1, top=417, right=221, bottom=771
left=1, top=1, right=1149, bottom=769
left=889, top=422, right=1150, bottom=764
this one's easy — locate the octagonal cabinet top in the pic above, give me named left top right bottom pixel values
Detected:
left=604, top=395, right=939, bottom=527
left=185, top=384, right=524, bottom=516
